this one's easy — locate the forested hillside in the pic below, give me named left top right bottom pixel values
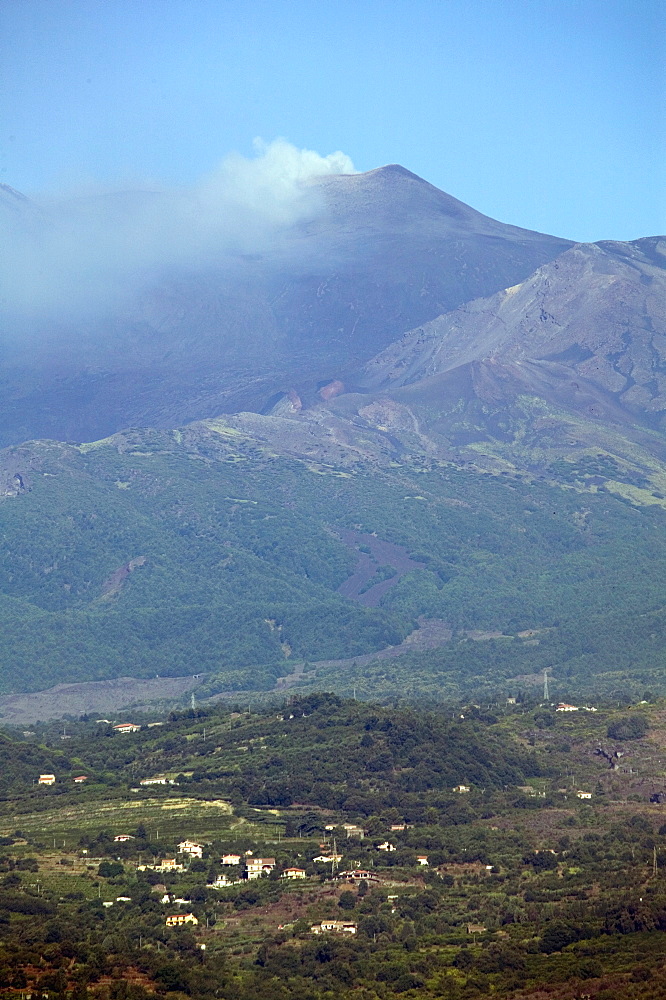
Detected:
left=1, top=423, right=666, bottom=700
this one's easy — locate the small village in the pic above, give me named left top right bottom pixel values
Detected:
left=2, top=692, right=666, bottom=999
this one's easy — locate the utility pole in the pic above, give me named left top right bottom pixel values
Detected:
left=331, top=838, right=338, bottom=878
left=654, top=846, right=658, bottom=877
left=543, top=669, right=550, bottom=702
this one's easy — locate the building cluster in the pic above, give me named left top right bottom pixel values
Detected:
left=166, top=913, right=198, bottom=927
left=311, top=920, right=357, bottom=935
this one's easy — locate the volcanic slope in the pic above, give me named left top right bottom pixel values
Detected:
left=0, top=166, right=571, bottom=446
left=2, top=419, right=666, bottom=702
left=296, top=235, right=666, bottom=476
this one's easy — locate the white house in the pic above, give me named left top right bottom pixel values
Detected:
left=38, top=774, right=56, bottom=785
left=221, top=853, right=242, bottom=865
left=311, top=920, right=357, bottom=935
left=207, top=875, right=232, bottom=889
left=556, top=703, right=579, bottom=713
left=113, top=722, right=141, bottom=734
left=452, top=784, right=471, bottom=794
left=178, top=840, right=203, bottom=858
left=576, top=790, right=592, bottom=799
left=245, top=857, right=275, bottom=879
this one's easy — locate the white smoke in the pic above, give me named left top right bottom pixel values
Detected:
left=1, top=139, right=356, bottom=322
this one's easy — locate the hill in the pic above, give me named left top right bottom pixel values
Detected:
left=1, top=420, right=666, bottom=703
left=1, top=695, right=666, bottom=998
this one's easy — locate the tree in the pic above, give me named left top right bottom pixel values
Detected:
left=98, top=860, right=124, bottom=878
left=607, top=715, right=649, bottom=741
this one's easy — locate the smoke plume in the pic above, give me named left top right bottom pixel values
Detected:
left=1, top=139, right=355, bottom=324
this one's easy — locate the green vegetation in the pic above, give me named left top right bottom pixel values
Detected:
left=1, top=695, right=666, bottom=997
left=2, top=427, right=666, bottom=701
left=608, top=714, right=650, bottom=741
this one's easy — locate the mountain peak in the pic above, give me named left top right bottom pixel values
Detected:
left=363, top=163, right=426, bottom=181
left=0, top=164, right=572, bottom=446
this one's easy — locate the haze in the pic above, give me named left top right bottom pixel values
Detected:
left=1, top=139, right=355, bottom=320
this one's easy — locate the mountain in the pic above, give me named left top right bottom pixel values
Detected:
left=2, top=164, right=666, bottom=706
left=285, top=235, right=666, bottom=483
left=358, top=236, right=666, bottom=423
left=0, top=166, right=570, bottom=447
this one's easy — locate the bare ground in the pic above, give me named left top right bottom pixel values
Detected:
left=336, top=528, right=425, bottom=606
left=0, top=673, right=206, bottom=726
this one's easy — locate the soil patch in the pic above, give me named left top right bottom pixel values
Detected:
left=336, top=529, right=425, bottom=606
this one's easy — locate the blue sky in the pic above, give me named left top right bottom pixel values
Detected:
left=1, top=0, right=664, bottom=242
